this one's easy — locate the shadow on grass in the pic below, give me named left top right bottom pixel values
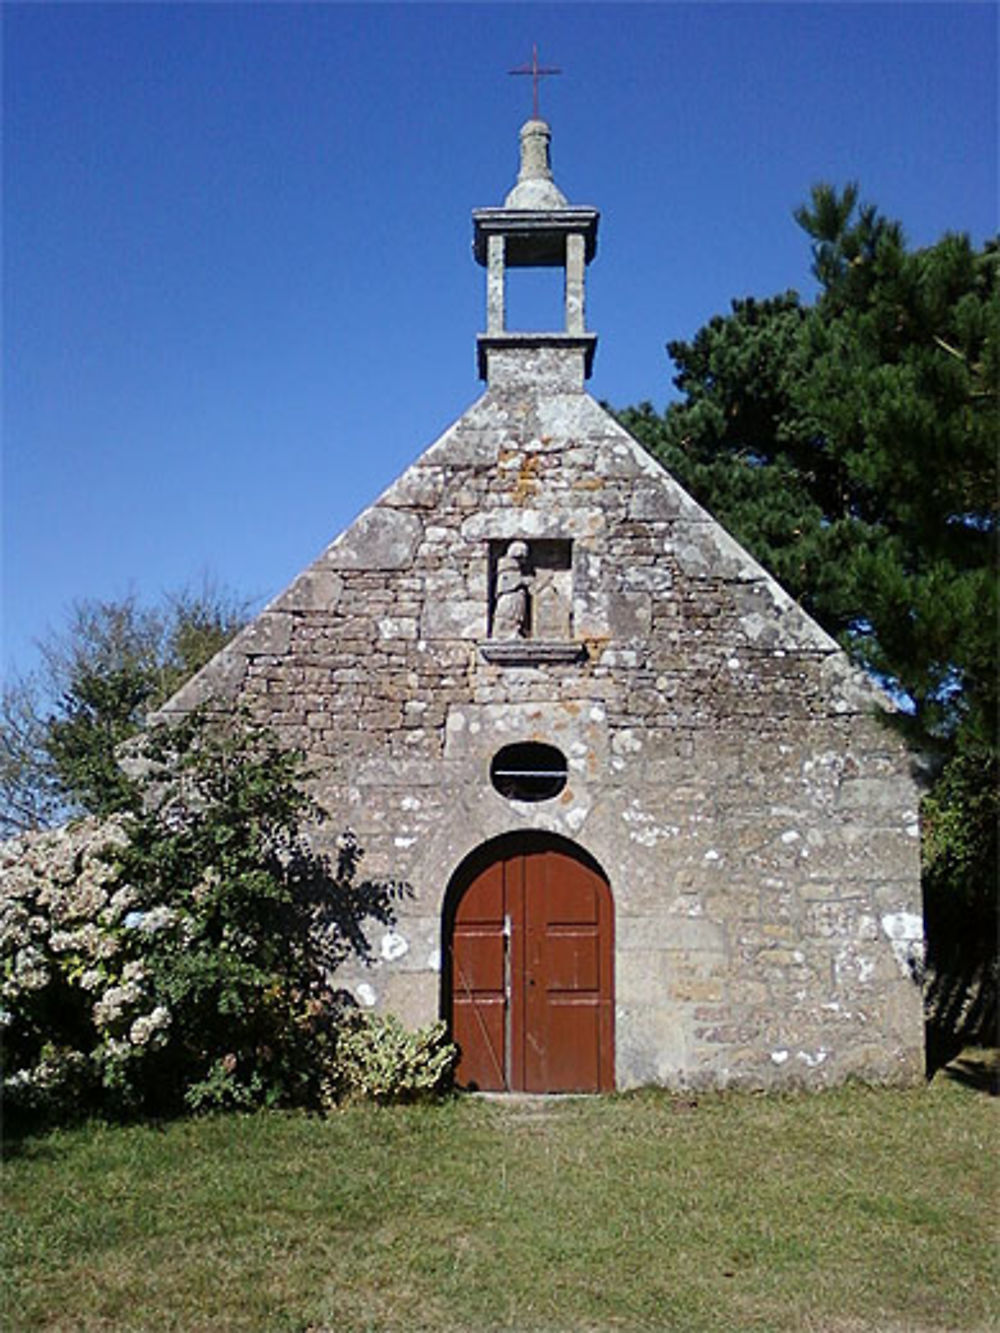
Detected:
left=2, top=1106, right=172, bottom=1161
left=943, top=1051, right=1000, bottom=1096
left=1, top=1115, right=63, bottom=1161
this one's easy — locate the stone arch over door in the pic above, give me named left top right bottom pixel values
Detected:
left=442, top=832, right=614, bottom=1093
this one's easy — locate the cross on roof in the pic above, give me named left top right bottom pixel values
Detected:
left=508, top=44, right=562, bottom=121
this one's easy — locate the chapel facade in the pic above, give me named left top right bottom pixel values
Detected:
left=163, top=118, right=925, bottom=1091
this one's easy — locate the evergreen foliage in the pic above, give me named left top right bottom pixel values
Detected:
left=618, top=186, right=998, bottom=1062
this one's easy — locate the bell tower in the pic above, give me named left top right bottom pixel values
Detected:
left=472, top=117, right=600, bottom=387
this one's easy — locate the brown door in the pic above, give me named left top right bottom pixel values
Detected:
left=449, top=841, right=614, bottom=1093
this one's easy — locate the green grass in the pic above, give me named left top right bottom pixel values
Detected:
left=3, top=1076, right=997, bottom=1332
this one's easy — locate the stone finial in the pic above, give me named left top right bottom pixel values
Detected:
left=504, top=119, right=568, bottom=210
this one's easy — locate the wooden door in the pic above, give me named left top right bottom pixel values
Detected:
left=449, top=842, right=614, bottom=1093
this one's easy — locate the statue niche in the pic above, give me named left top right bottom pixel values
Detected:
left=490, top=539, right=572, bottom=641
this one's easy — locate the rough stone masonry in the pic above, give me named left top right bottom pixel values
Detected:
left=161, top=118, right=925, bottom=1090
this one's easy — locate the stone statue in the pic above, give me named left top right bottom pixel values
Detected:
left=492, top=540, right=531, bottom=639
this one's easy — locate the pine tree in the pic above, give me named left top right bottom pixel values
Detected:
left=619, top=187, right=999, bottom=1062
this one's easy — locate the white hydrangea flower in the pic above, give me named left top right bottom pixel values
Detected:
left=138, top=905, right=176, bottom=934
left=65, top=878, right=109, bottom=920
left=101, top=1037, right=132, bottom=1063
left=49, top=923, right=103, bottom=956
left=4, top=1068, right=34, bottom=1092
left=13, top=947, right=49, bottom=991
left=92, top=980, right=143, bottom=1029
left=129, top=1006, right=171, bottom=1046
left=129, top=1016, right=153, bottom=1046
left=104, top=884, right=140, bottom=923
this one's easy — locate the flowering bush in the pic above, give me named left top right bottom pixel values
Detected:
left=2, top=709, right=406, bottom=1124
left=1, top=815, right=172, bottom=1117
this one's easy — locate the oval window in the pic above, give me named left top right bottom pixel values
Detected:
left=490, top=742, right=568, bottom=802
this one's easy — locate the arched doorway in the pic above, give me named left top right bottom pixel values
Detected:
left=443, top=833, right=614, bottom=1093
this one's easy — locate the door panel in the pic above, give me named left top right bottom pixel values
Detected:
left=452, top=993, right=506, bottom=1092
left=454, top=932, right=505, bottom=991
left=449, top=841, right=614, bottom=1093
left=541, top=932, right=600, bottom=991
left=540, top=1000, right=601, bottom=1091
left=544, top=868, right=599, bottom=922
left=452, top=860, right=507, bottom=1091
left=524, top=850, right=611, bottom=1093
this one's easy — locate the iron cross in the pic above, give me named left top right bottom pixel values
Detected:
left=508, top=44, right=562, bottom=120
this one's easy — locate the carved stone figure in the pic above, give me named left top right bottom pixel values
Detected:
left=492, top=540, right=531, bottom=638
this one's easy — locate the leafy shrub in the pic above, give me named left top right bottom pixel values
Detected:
left=322, top=1012, right=457, bottom=1106
left=2, top=708, right=406, bottom=1124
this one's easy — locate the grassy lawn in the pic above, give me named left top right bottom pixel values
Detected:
left=3, top=1074, right=997, bottom=1333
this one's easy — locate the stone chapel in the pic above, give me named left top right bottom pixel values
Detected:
left=162, top=117, right=925, bottom=1092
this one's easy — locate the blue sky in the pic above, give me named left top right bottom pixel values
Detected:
left=4, top=2, right=997, bottom=680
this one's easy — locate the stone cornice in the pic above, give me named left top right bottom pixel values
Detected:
left=478, top=640, right=588, bottom=665
left=472, top=208, right=599, bottom=267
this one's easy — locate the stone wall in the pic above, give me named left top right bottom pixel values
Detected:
left=164, top=349, right=925, bottom=1089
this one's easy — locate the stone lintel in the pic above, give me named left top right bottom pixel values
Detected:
left=479, top=640, right=588, bottom=665
left=473, top=208, right=599, bottom=267
left=477, top=333, right=597, bottom=384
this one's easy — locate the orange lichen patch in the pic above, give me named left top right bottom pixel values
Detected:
left=512, top=455, right=542, bottom=504
left=572, top=478, right=605, bottom=491
left=582, top=636, right=611, bottom=658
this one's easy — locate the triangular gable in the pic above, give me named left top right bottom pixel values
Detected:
left=158, top=388, right=888, bottom=721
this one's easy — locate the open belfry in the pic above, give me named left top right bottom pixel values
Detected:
left=162, top=105, right=925, bottom=1092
